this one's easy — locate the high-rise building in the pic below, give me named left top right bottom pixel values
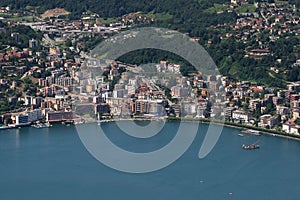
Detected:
left=29, top=39, right=38, bottom=49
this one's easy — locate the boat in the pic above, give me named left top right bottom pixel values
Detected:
left=8, top=124, right=16, bottom=128
left=74, top=120, right=85, bottom=125
left=32, top=122, right=52, bottom=129
left=242, top=129, right=261, bottom=136
left=0, top=125, right=11, bottom=130
left=242, top=140, right=260, bottom=150
left=242, top=144, right=260, bottom=150
left=238, top=133, right=244, bottom=137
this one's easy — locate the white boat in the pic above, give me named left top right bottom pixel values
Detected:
left=242, top=129, right=261, bottom=136
left=32, top=122, right=52, bottom=129
left=0, top=125, right=11, bottom=130
left=74, top=120, right=85, bottom=125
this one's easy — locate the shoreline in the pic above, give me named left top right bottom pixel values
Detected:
left=2, top=117, right=300, bottom=142
left=83, top=117, right=300, bottom=142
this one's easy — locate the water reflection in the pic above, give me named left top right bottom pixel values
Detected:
left=15, top=128, right=20, bottom=148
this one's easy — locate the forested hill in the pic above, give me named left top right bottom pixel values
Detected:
left=1, top=0, right=229, bottom=18
left=0, top=0, right=298, bottom=18
left=0, top=0, right=237, bottom=40
left=0, top=0, right=299, bottom=87
left=1, top=0, right=223, bottom=16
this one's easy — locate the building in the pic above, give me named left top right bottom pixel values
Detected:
left=264, top=94, right=275, bottom=103
left=148, top=101, right=165, bottom=116
left=283, top=90, right=295, bottom=99
left=259, top=114, right=278, bottom=128
left=55, top=77, right=74, bottom=87
left=272, top=97, right=283, bottom=105
left=292, top=109, right=300, bottom=120
left=291, top=100, right=300, bottom=109
left=232, top=110, right=252, bottom=123
left=290, top=94, right=300, bottom=102
left=15, top=114, right=29, bottom=126
left=28, top=109, right=42, bottom=122
left=247, top=49, right=270, bottom=58
left=29, top=39, right=38, bottom=49
left=225, top=107, right=236, bottom=120
left=45, top=87, right=53, bottom=96
left=134, top=100, right=150, bottom=114
left=276, top=106, right=290, bottom=115
left=32, top=97, right=43, bottom=107
left=287, top=83, right=300, bottom=92
left=11, top=32, right=19, bottom=42
left=172, top=104, right=181, bottom=117
left=113, top=89, right=127, bottom=98
left=95, top=104, right=110, bottom=115
left=282, top=122, right=300, bottom=135
left=249, top=99, right=261, bottom=111
left=24, top=96, right=33, bottom=106
left=171, top=86, right=189, bottom=98
left=125, top=85, right=136, bottom=95
left=156, top=61, right=181, bottom=74
left=93, top=96, right=104, bottom=104
left=182, top=102, right=197, bottom=116
left=46, top=111, right=76, bottom=122
left=290, top=125, right=300, bottom=135
left=282, top=122, right=294, bottom=134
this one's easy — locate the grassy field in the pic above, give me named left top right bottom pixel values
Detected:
left=235, top=3, right=256, bottom=14
left=204, top=3, right=228, bottom=14
left=97, top=17, right=119, bottom=24
left=6, top=15, right=35, bottom=22
left=145, top=12, right=173, bottom=21
left=275, top=0, right=289, bottom=4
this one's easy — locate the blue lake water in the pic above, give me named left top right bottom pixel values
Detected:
left=0, top=121, right=299, bottom=200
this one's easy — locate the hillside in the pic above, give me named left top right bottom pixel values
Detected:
left=0, top=0, right=299, bottom=87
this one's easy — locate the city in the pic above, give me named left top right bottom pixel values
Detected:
left=0, top=1, right=299, bottom=138
left=0, top=0, right=300, bottom=199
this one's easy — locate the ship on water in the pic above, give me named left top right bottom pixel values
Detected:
left=242, top=144, right=260, bottom=150
left=242, top=129, right=261, bottom=136
left=31, top=122, right=52, bottom=129
left=242, top=140, right=260, bottom=150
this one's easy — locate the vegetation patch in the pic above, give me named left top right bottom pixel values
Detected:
left=235, top=3, right=256, bottom=14
left=204, top=3, right=228, bottom=14
left=97, top=17, right=119, bottom=24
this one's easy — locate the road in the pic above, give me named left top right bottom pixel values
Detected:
left=43, top=34, right=56, bottom=46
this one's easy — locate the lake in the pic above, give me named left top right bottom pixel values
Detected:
left=0, top=121, right=299, bottom=200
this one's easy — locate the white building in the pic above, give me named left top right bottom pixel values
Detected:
left=290, top=126, right=300, bottom=135
left=282, top=122, right=300, bottom=135
left=232, top=110, right=252, bottom=123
